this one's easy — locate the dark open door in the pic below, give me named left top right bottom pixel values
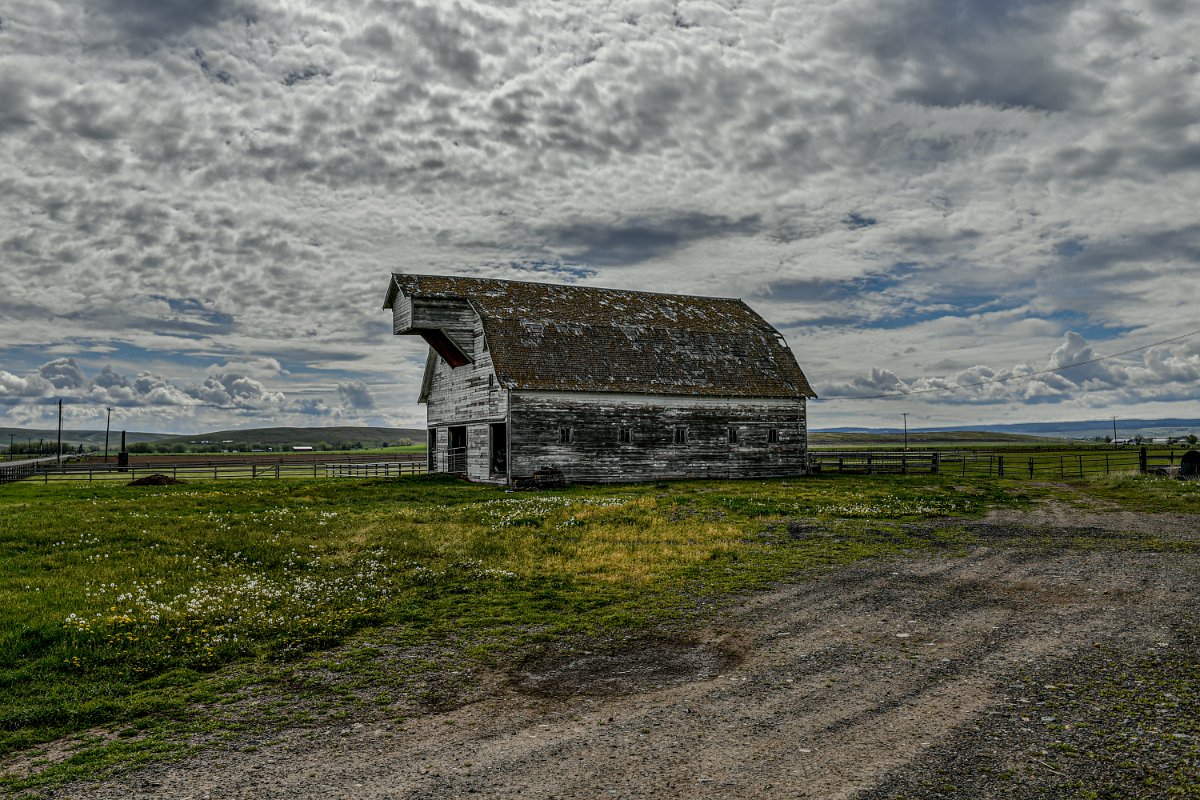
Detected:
left=490, top=423, right=507, bottom=475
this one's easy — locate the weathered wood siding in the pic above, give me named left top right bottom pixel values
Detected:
left=508, top=391, right=808, bottom=482
left=423, top=316, right=508, bottom=484
left=391, top=296, right=414, bottom=334
left=409, top=297, right=475, bottom=352
left=425, top=318, right=507, bottom=427
left=466, top=423, right=492, bottom=481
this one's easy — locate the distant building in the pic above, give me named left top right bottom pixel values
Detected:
left=293, top=446, right=314, bottom=451
left=384, top=273, right=816, bottom=485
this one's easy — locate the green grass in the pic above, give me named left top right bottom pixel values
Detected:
left=0, top=471, right=1196, bottom=791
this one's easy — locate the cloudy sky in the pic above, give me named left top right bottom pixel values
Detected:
left=1, top=0, right=1198, bottom=435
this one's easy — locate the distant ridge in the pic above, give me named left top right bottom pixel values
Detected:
left=814, top=417, right=1200, bottom=439
left=1, top=425, right=426, bottom=450
left=0, top=426, right=167, bottom=448
left=810, top=430, right=1052, bottom=446
left=152, top=426, right=426, bottom=448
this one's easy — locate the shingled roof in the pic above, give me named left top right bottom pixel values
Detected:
left=385, top=273, right=816, bottom=399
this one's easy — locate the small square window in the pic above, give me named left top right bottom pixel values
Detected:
left=488, top=374, right=495, bottom=389
left=673, top=427, right=688, bottom=445
left=727, top=427, right=739, bottom=444
left=559, top=427, right=574, bottom=444
left=767, top=428, right=779, bottom=444
left=618, top=427, right=632, bottom=444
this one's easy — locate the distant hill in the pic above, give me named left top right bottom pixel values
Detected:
left=153, top=426, right=426, bottom=449
left=1, top=425, right=425, bottom=453
left=0, top=426, right=167, bottom=450
left=810, top=430, right=1056, bottom=446
left=815, top=417, right=1200, bottom=441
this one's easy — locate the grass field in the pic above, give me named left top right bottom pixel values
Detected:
left=1, top=471, right=1198, bottom=792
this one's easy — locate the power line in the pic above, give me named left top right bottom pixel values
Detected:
left=824, top=327, right=1200, bottom=401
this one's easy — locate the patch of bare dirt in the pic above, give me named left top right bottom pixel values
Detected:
left=983, top=500, right=1200, bottom=541
left=515, top=637, right=739, bottom=698
left=44, top=530, right=1199, bottom=800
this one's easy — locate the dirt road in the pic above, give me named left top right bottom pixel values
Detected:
left=53, top=511, right=1199, bottom=799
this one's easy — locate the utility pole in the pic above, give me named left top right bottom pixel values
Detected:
left=902, top=412, right=909, bottom=450
left=1112, top=416, right=1118, bottom=445
left=104, top=406, right=114, bottom=463
left=56, top=398, right=63, bottom=465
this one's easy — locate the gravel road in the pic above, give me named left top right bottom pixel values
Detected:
left=47, top=509, right=1200, bottom=799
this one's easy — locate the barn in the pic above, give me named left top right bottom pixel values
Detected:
left=383, top=273, right=817, bottom=485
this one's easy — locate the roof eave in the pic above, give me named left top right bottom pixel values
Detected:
left=382, top=274, right=401, bottom=310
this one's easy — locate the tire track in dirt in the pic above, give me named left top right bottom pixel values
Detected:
left=51, top=542, right=1196, bottom=800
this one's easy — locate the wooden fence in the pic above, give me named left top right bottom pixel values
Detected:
left=8, top=459, right=427, bottom=484
left=809, top=447, right=1193, bottom=479
left=0, top=457, right=60, bottom=484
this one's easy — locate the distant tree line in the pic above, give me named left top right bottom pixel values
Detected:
left=1100, top=434, right=1198, bottom=445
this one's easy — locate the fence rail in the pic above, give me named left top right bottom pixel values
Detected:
left=7, top=459, right=428, bottom=484
left=810, top=447, right=1194, bottom=480
left=0, top=457, right=60, bottom=484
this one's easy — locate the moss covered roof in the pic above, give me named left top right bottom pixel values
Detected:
left=386, top=273, right=816, bottom=399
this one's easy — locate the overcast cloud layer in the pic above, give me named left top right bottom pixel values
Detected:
left=1, top=0, right=1198, bottom=434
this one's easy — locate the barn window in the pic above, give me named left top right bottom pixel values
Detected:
left=767, top=428, right=779, bottom=444
left=673, top=427, right=688, bottom=445
left=559, top=427, right=574, bottom=444
left=727, top=427, right=739, bottom=444
left=488, top=374, right=495, bottom=389
left=618, top=427, right=632, bottom=444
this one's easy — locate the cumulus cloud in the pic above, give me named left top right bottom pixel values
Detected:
left=39, top=358, right=87, bottom=390
left=185, top=372, right=283, bottom=408
left=337, top=380, right=375, bottom=410
left=0, top=369, right=51, bottom=399
left=93, top=0, right=238, bottom=40
left=822, top=332, right=1200, bottom=411
left=1, top=0, right=1199, bottom=430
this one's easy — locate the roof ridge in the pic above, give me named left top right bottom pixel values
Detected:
left=393, top=272, right=744, bottom=303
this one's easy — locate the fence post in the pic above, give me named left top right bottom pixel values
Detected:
left=314, top=462, right=318, bottom=478
left=1060, top=456, right=1064, bottom=478
left=275, top=464, right=280, bottom=479
left=931, top=453, right=939, bottom=475
left=962, top=456, right=966, bottom=478
left=1139, top=447, right=1148, bottom=475
left=252, top=464, right=257, bottom=478
left=901, top=454, right=907, bottom=474
left=866, top=455, right=873, bottom=474
left=1078, top=454, right=1084, bottom=478
left=1028, top=457, right=1034, bottom=479
left=1105, top=453, right=1109, bottom=474
left=997, top=455, right=1004, bottom=478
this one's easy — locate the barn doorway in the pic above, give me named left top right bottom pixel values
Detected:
left=447, top=426, right=467, bottom=474
left=427, top=428, right=436, bottom=473
left=490, top=423, right=507, bottom=476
